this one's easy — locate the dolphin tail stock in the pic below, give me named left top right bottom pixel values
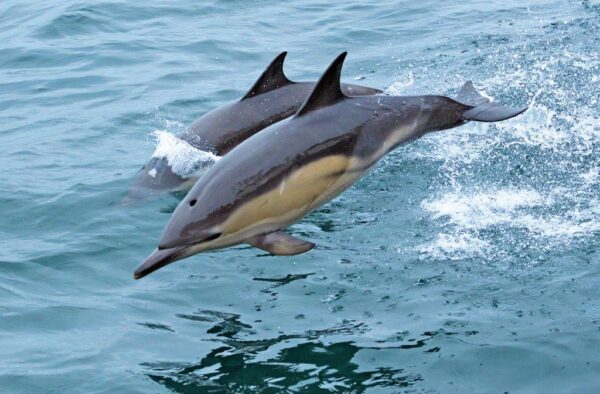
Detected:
left=455, top=81, right=527, bottom=122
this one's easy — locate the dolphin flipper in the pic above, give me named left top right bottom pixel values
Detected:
left=457, top=81, right=527, bottom=122
left=248, top=232, right=315, bottom=255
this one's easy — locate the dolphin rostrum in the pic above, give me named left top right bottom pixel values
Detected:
left=133, top=52, right=527, bottom=279
left=128, top=52, right=381, bottom=198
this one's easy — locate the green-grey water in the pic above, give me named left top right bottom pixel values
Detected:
left=1, top=1, right=599, bottom=392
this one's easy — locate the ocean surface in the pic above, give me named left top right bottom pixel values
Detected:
left=1, top=1, right=599, bottom=392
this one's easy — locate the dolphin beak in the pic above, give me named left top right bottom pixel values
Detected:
left=133, top=246, right=186, bottom=279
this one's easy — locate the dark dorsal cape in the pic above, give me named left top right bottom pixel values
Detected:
left=241, top=52, right=294, bottom=100
left=296, top=52, right=348, bottom=116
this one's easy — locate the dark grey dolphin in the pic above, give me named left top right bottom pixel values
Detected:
left=128, top=52, right=381, bottom=199
left=134, top=52, right=527, bottom=279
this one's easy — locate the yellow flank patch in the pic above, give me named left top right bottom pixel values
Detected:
left=221, top=155, right=353, bottom=234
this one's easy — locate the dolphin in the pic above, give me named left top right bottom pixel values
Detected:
left=133, top=52, right=527, bottom=279
left=128, top=52, right=381, bottom=199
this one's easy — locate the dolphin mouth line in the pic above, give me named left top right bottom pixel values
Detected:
left=158, top=232, right=222, bottom=251
left=133, top=245, right=190, bottom=280
left=135, top=233, right=223, bottom=279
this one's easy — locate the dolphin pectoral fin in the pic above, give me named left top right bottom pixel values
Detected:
left=248, top=232, right=315, bottom=256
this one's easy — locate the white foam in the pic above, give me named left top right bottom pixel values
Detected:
left=419, top=186, right=600, bottom=260
left=422, top=188, right=551, bottom=229
left=384, top=71, right=415, bottom=95
left=416, top=233, right=490, bottom=261
left=580, top=167, right=599, bottom=185
left=515, top=207, right=600, bottom=237
left=150, top=130, right=221, bottom=178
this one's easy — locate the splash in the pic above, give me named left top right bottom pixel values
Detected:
left=150, top=130, right=221, bottom=178
left=421, top=188, right=551, bottom=230
left=419, top=187, right=600, bottom=260
left=415, top=233, right=491, bottom=261
left=411, top=46, right=600, bottom=261
left=384, top=71, right=415, bottom=95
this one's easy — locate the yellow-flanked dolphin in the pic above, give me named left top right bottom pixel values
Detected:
left=134, top=52, right=527, bottom=279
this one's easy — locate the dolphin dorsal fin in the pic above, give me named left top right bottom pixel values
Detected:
left=241, top=52, right=293, bottom=100
left=295, top=52, right=348, bottom=117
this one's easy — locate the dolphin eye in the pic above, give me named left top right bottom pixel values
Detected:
left=189, top=199, right=197, bottom=207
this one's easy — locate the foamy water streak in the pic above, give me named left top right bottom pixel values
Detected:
left=420, top=187, right=600, bottom=260
left=150, top=130, right=221, bottom=178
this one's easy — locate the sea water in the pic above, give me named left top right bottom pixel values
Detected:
left=1, top=1, right=599, bottom=392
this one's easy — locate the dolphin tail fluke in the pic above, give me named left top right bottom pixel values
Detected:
left=456, top=81, right=527, bottom=122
